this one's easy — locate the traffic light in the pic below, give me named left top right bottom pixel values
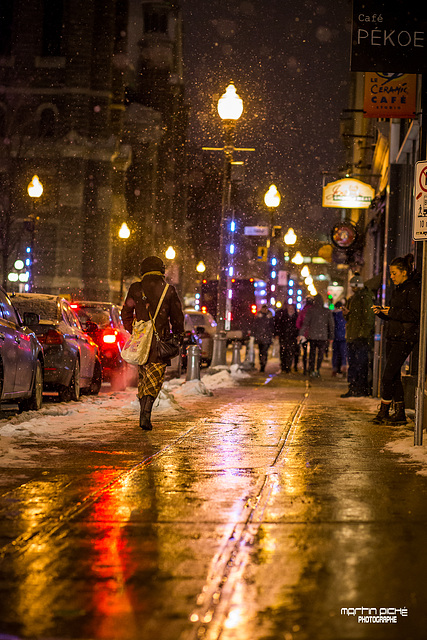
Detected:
left=327, top=294, right=334, bottom=310
left=251, top=304, right=257, bottom=314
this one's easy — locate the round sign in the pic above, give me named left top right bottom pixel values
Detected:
left=331, top=222, right=357, bottom=249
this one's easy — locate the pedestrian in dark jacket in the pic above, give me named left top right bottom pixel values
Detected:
left=253, top=304, right=275, bottom=372
left=121, top=256, right=184, bottom=431
left=332, top=301, right=347, bottom=376
left=340, top=275, right=375, bottom=397
left=299, top=293, right=334, bottom=377
left=296, top=297, right=313, bottom=375
left=372, top=253, right=421, bottom=425
left=275, top=303, right=299, bottom=372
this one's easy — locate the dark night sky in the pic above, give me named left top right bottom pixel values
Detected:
left=179, top=0, right=354, bottom=239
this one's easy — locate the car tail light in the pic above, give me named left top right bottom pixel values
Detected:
left=37, top=329, right=64, bottom=345
left=70, top=303, right=79, bottom=309
left=102, top=330, right=118, bottom=344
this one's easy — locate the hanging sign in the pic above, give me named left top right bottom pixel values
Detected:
left=413, top=161, right=427, bottom=240
left=363, top=73, right=417, bottom=118
left=351, top=1, right=427, bottom=73
left=330, top=223, right=358, bottom=249
left=322, top=178, right=375, bottom=209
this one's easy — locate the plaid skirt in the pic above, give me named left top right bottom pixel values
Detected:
left=138, top=362, right=167, bottom=398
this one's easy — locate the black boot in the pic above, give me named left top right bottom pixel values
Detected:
left=372, top=400, right=392, bottom=424
left=388, top=401, right=407, bottom=425
left=139, top=395, right=155, bottom=431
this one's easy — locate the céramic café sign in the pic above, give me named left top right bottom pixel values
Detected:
left=322, top=178, right=375, bottom=209
left=351, top=1, right=427, bottom=73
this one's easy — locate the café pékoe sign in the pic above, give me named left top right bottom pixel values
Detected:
left=351, top=1, right=427, bottom=73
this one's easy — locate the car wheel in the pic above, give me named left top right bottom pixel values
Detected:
left=60, top=360, right=80, bottom=402
left=89, top=359, right=102, bottom=395
left=18, top=360, right=43, bottom=412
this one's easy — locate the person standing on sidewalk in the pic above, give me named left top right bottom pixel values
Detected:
left=299, top=293, right=334, bottom=378
left=122, top=256, right=184, bottom=431
left=332, top=301, right=347, bottom=376
left=253, top=304, right=275, bottom=372
left=296, top=297, right=313, bottom=375
left=340, top=275, right=375, bottom=398
left=372, top=253, right=421, bottom=425
left=274, top=303, right=299, bottom=373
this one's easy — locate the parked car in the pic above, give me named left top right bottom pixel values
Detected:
left=184, top=310, right=217, bottom=365
left=10, top=293, right=102, bottom=401
left=0, top=286, right=44, bottom=412
left=70, top=300, right=137, bottom=390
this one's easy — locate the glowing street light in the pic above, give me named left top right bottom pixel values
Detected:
left=264, top=184, right=281, bottom=208
left=118, top=222, right=130, bottom=239
left=196, top=261, right=206, bottom=273
left=291, top=251, right=304, bottom=265
left=27, top=175, right=43, bottom=199
left=284, top=227, right=297, bottom=245
left=217, top=83, right=244, bottom=121
left=165, top=246, right=176, bottom=260
left=301, top=265, right=310, bottom=278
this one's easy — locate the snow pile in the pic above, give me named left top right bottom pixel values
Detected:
left=385, top=433, right=427, bottom=476
left=230, top=364, right=251, bottom=379
left=173, top=379, right=213, bottom=398
left=202, top=369, right=237, bottom=390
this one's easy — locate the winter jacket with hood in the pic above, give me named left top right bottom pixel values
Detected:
left=300, top=294, right=334, bottom=341
left=378, top=271, right=421, bottom=342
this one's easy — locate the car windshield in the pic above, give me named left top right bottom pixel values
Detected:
left=12, top=298, right=58, bottom=321
left=189, top=313, right=217, bottom=328
left=75, top=307, right=111, bottom=327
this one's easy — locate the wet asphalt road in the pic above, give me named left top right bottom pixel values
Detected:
left=1, top=368, right=427, bottom=640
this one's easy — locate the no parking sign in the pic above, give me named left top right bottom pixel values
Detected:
left=414, top=161, right=427, bottom=240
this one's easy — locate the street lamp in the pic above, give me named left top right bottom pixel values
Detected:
left=264, top=184, right=281, bottom=209
left=27, top=174, right=43, bottom=291
left=118, top=222, right=130, bottom=300
left=291, top=251, right=304, bottom=265
left=264, top=184, right=281, bottom=307
left=196, top=260, right=206, bottom=274
left=284, top=227, right=297, bottom=245
left=165, top=245, right=176, bottom=260
left=210, top=83, right=244, bottom=366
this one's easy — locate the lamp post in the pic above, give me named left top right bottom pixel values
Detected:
left=27, top=175, right=43, bottom=291
left=210, top=83, right=244, bottom=366
left=195, top=261, right=206, bottom=310
left=118, top=222, right=130, bottom=300
left=264, top=184, right=281, bottom=307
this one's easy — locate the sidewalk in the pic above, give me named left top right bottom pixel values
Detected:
left=0, top=355, right=427, bottom=640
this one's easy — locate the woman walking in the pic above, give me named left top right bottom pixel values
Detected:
left=122, top=256, right=184, bottom=430
left=372, top=253, right=421, bottom=425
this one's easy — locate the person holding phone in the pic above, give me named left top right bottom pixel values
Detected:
left=372, top=253, right=421, bottom=425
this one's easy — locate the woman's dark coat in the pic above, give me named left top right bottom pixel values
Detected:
left=121, top=275, right=184, bottom=364
left=378, top=271, right=421, bottom=342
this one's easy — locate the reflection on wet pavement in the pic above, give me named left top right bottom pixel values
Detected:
left=0, top=377, right=427, bottom=639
